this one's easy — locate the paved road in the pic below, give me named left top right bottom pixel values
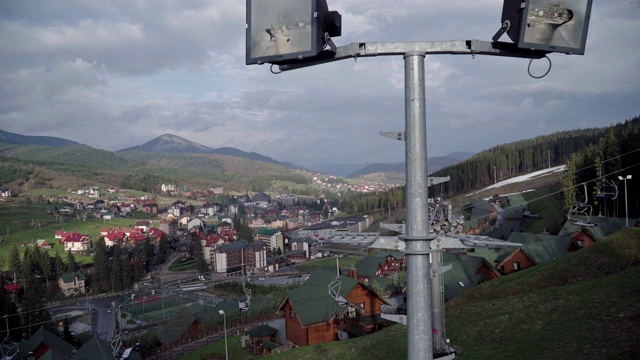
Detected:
left=48, top=295, right=123, bottom=341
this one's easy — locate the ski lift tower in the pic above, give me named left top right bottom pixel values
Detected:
left=245, top=1, right=593, bottom=358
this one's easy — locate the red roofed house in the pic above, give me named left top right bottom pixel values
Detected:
left=63, top=232, right=91, bottom=252
left=55, top=230, right=70, bottom=240
left=135, top=220, right=150, bottom=232
left=148, top=228, right=165, bottom=242
left=129, top=233, right=147, bottom=246
left=104, top=231, right=126, bottom=247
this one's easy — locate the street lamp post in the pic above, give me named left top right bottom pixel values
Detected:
left=618, top=175, right=632, bottom=227
left=219, top=310, right=228, bottom=360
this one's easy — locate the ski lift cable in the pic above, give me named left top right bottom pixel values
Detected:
left=441, top=147, right=640, bottom=206
left=462, top=161, right=640, bottom=225
left=572, top=147, right=640, bottom=175
left=453, top=148, right=640, bottom=214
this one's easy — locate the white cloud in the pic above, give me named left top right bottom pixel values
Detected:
left=0, top=0, right=638, bottom=166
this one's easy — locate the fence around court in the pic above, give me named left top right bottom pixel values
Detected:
left=121, top=290, right=223, bottom=324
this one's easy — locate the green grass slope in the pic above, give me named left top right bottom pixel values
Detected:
left=265, top=228, right=640, bottom=360
left=268, top=323, right=408, bottom=360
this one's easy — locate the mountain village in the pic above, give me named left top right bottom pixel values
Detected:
left=2, top=161, right=635, bottom=360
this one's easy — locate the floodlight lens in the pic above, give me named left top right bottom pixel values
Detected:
left=520, top=0, right=592, bottom=54
left=247, top=0, right=322, bottom=65
left=528, top=5, right=573, bottom=25
left=251, top=5, right=312, bottom=57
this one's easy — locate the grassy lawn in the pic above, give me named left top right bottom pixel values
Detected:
left=268, top=324, right=407, bottom=360
left=295, top=256, right=360, bottom=274
left=0, top=201, right=162, bottom=270
left=174, top=335, right=251, bottom=360
left=264, top=229, right=640, bottom=360
left=168, top=258, right=197, bottom=271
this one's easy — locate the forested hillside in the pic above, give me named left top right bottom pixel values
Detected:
left=562, top=119, right=640, bottom=219
left=0, top=143, right=311, bottom=195
left=432, top=116, right=640, bottom=197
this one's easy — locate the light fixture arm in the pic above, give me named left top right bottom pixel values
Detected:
left=277, top=40, right=548, bottom=72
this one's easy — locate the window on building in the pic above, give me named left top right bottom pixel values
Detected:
left=348, top=306, right=356, bottom=318
left=290, top=308, right=295, bottom=319
left=578, top=240, right=584, bottom=248
left=513, top=262, right=521, bottom=271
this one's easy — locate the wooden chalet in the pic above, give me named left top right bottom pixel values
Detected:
left=277, top=269, right=388, bottom=347
left=350, top=257, right=384, bottom=283
left=442, top=252, right=501, bottom=300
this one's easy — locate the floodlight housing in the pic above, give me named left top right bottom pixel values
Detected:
left=499, top=0, right=592, bottom=55
left=246, top=0, right=341, bottom=65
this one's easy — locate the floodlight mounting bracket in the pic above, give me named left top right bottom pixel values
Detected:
left=324, top=33, right=337, bottom=53
left=492, top=20, right=511, bottom=42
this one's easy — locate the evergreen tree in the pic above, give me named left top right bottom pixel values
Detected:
left=66, top=250, right=78, bottom=272
left=39, top=250, right=51, bottom=283
left=111, top=244, right=123, bottom=292
left=54, top=250, right=66, bottom=278
left=31, top=246, right=43, bottom=275
left=93, top=237, right=110, bottom=292
left=9, top=244, right=21, bottom=282
left=155, top=236, right=168, bottom=265
left=20, top=246, right=32, bottom=281
left=193, top=238, right=208, bottom=273
left=143, top=238, right=154, bottom=271
left=237, top=217, right=254, bottom=242
left=21, top=272, right=53, bottom=337
left=0, top=286, right=22, bottom=341
left=132, top=246, right=145, bottom=282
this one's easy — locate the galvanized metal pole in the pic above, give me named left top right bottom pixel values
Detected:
left=403, top=52, right=433, bottom=360
left=431, top=250, right=447, bottom=355
left=277, top=41, right=550, bottom=360
left=624, top=177, right=629, bottom=227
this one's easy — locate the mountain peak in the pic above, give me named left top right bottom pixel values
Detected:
left=118, top=133, right=214, bottom=154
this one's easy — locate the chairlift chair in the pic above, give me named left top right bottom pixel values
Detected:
left=328, top=277, right=348, bottom=306
left=568, top=183, right=596, bottom=227
left=594, top=178, right=618, bottom=201
left=1, top=337, right=18, bottom=360
left=328, top=257, right=348, bottom=306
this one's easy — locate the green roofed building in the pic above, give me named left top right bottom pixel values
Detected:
left=278, top=269, right=388, bottom=347
left=15, top=327, right=76, bottom=360
left=58, top=272, right=86, bottom=297
left=71, top=336, right=116, bottom=360
left=442, top=252, right=501, bottom=300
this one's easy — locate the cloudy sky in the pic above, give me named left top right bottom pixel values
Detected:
left=1, top=1, right=638, bottom=167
